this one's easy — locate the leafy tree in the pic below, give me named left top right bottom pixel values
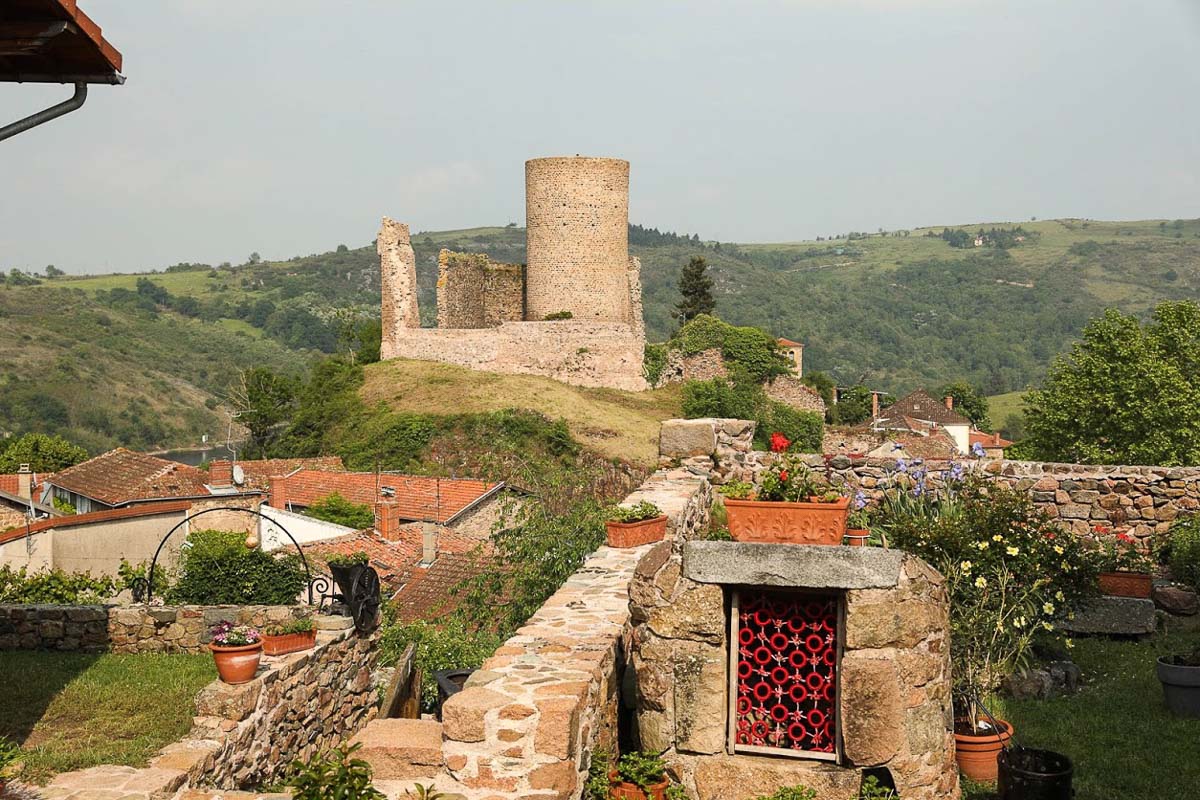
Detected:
left=305, top=492, right=374, bottom=529
left=801, top=371, right=835, bottom=406
left=167, top=529, right=306, bottom=605
left=232, top=368, right=298, bottom=454
left=674, top=256, right=715, bottom=323
left=828, top=385, right=874, bottom=426
left=44, top=265, right=64, bottom=278
left=1023, top=301, right=1200, bottom=465
left=0, top=433, right=88, bottom=472
left=135, top=276, right=170, bottom=305
left=248, top=252, right=262, bottom=265
left=939, top=381, right=992, bottom=430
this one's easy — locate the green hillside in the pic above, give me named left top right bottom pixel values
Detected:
left=6, top=216, right=1199, bottom=452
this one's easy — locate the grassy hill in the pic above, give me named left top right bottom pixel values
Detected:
left=360, top=358, right=682, bottom=465
left=6, top=215, right=1200, bottom=453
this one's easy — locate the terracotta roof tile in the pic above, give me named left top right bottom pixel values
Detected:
left=0, top=475, right=18, bottom=496
left=279, top=470, right=500, bottom=524
left=49, top=449, right=214, bottom=505
left=233, top=457, right=344, bottom=489
left=970, top=429, right=1014, bottom=449
left=877, top=389, right=972, bottom=427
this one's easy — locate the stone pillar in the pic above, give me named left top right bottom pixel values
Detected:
left=378, top=217, right=420, bottom=358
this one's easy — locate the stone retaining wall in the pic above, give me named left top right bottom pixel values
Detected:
left=39, top=620, right=378, bottom=800
left=431, top=464, right=712, bottom=799
left=659, top=418, right=1200, bottom=546
left=0, top=604, right=314, bottom=654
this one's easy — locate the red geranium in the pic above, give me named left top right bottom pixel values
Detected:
left=769, top=432, right=791, bottom=453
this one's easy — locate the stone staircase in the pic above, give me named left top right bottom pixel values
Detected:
left=348, top=719, right=445, bottom=781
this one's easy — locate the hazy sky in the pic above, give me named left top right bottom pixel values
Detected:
left=3, top=1, right=1199, bottom=273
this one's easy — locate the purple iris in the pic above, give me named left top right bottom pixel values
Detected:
left=854, top=490, right=867, bottom=510
left=972, top=442, right=987, bottom=458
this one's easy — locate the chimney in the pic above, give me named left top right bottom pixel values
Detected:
left=944, top=395, right=954, bottom=410
left=871, top=392, right=880, bottom=420
left=209, top=459, right=233, bottom=488
left=376, top=503, right=401, bottom=541
left=267, top=475, right=287, bottom=509
left=419, top=523, right=438, bottom=567
left=17, top=464, right=31, bottom=500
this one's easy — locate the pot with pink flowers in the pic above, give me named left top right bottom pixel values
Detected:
left=1094, top=526, right=1154, bottom=598
left=209, top=620, right=263, bottom=684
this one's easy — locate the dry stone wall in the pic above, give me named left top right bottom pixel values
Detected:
left=0, top=604, right=314, bottom=654
left=437, top=251, right=525, bottom=328
left=383, top=321, right=648, bottom=391
left=764, top=375, right=827, bottom=415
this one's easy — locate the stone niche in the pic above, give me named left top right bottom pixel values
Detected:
left=629, top=541, right=960, bottom=800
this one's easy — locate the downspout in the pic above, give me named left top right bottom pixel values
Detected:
left=0, top=81, right=87, bottom=143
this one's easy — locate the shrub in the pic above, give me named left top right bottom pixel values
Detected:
left=325, top=551, right=369, bottom=567
left=615, top=751, right=667, bottom=790
left=543, top=310, right=573, bottom=321
left=751, top=787, right=816, bottom=800
left=643, top=342, right=668, bottom=385
left=876, top=472, right=1098, bottom=729
left=377, top=617, right=502, bottom=712
left=167, top=530, right=307, bottom=605
left=0, top=432, right=88, bottom=472
left=267, top=617, right=316, bottom=636
left=758, top=402, right=823, bottom=453
left=305, top=492, right=374, bottom=529
left=286, top=744, right=383, bottom=800
left=682, top=373, right=823, bottom=454
left=0, top=565, right=113, bottom=604
left=0, top=736, right=22, bottom=778
left=672, top=314, right=790, bottom=382
left=1169, top=516, right=1200, bottom=588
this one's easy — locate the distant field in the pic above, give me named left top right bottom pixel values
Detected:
left=988, top=391, right=1028, bottom=427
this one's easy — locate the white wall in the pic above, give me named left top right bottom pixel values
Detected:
left=259, top=504, right=357, bottom=552
left=0, top=529, right=53, bottom=572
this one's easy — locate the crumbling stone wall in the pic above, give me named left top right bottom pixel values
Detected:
left=383, top=321, right=649, bottom=391
left=653, top=348, right=728, bottom=388
left=0, top=604, right=313, bottom=654
left=437, top=251, right=525, bottom=328
left=765, top=375, right=827, bottom=415
left=379, top=217, right=420, bottom=359
left=628, top=541, right=958, bottom=800
left=525, top=157, right=632, bottom=323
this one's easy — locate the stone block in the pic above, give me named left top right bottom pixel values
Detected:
left=683, top=542, right=903, bottom=590
left=692, top=755, right=860, bottom=800
left=194, top=679, right=262, bottom=721
left=1154, top=585, right=1199, bottom=616
left=840, top=654, right=903, bottom=766
left=1060, top=596, right=1156, bottom=635
left=441, top=687, right=508, bottom=743
left=673, top=643, right=726, bottom=755
left=646, top=583, right=725, bottom=643
left=844, top=599, right=941, bottom=650
left=533, top=696, right=582, bottom=759
left=348, top=718, right=444, bottom=780
left=315, top=614, right=354, bottom=631
left=660, top=419, right=717, bottom=458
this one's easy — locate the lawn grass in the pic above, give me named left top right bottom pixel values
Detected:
left=963, top=623, right=1200, bottom=800
left=0, top=652, right=215, bottom=784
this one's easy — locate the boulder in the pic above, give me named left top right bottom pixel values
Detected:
left=660, top=419, right=717, bottom=459
left=1153, top=585, right=1199, bottom=616
left=1060, top=597, right=1156, bottom=636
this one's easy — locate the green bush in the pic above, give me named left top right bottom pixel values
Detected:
left=672, top=314, right=790, bottom=382
left=608, top=501, right=662, bottom=523
left=167, top=530, right=307, bottom=605
left=682, top=372, right=823, bottom=453
left=758, top=402, right=823, bottom=453
left=643, top=342, right=668, bottom=385
left=305, top=492, right=374, bottom=529
left=377, top=617, right=502, bottom=712
left=286, top=744, right=383, bottom=800
left=0, top=565, right=114, bottom=604
left=1169, top=516, right=1200, bottom=588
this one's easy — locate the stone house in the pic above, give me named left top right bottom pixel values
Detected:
left=777, top=337, right=805, bottom=375
left=863, top=389, right=972, bottom=454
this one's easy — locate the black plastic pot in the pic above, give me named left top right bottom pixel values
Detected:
left=1157, top=656, right=1200, bottom=718
left=434, top=668, right=474, bottom=719
left=997, top=747, right=1073, bottom=800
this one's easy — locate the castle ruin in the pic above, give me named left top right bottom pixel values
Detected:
left=379, top=156, right=648, bottom=391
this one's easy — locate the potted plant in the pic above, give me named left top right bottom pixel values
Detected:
left=997, top=746, right=1074, bottom=799
left=209, top=620, right=263, bottom=684
left=0, top=736, right=23, bottom=795
left=877, top=475, right=1097, bottom=784
left=606, top=501, right=668, bottom=548
left=326, top=551, right=371, bottom=600
left=1156, top=644, right=1200, bottom=718
left=262, top=616, right=317, bottom=656
left=609, top=751, right=670, bottom=800
left=721, top=432, right=849, bottom=545
left=845, top=491, right=870, bottom=547
left=1095, top=527, right=1154, bottom=597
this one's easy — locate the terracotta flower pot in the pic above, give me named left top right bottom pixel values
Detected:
left=609, top=771, right=668, bottom=800
left=724, top=497, right=850, bottom=545
left=261, top=629, right=316, bottom=656
left=1099, top=571, right=1152, bottom=598
left=955, top=719, right=1013, bottom=783
left=845, top=528, right=869, bottom=547
left=210, top=642, right=263, bottom=684
left=606, top=515, right=669, bottom=548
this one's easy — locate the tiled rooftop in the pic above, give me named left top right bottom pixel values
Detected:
left=277, top=470, right=501, bottom=524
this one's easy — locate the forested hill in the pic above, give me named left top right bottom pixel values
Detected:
left=4, top=216, right=1198, bottom=450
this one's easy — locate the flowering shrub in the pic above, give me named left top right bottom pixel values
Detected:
left=751, top=432, right=841, bottom=503
left=876, top=473, right=1098, bottom=730
left=1091, top=526, right=1154, bottom=573
left=210, top=620, right=261, bottom=647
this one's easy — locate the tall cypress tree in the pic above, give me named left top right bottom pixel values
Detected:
left=675, top=256, right=716, bottom=322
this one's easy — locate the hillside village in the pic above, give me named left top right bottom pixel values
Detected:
left=4, top=4, right=1200, bottom=800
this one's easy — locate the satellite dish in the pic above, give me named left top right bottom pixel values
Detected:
left=232, top=465, right=245, bottom=486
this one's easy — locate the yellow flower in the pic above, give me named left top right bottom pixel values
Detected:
left=1042, top=621, right=1053, bottom=631
left=977, top=540, right=990, bottom=550
left=1043, top=602, right=1055, bottom=614
left=1013, top=616, right=1026, bottom=628
left=993, top=534, right=1003, bottom=542
left=975, top=576, right=987, bottom=589
left=1065, top=638, right=1075, bottom=649
left=1007, top=546, right=1020, bottom=556
left=1054, top=545, right=1064, bottom=555
left=1055, top=590, right=1065, bottom=601
left=960, top=560, right=973, bottom=573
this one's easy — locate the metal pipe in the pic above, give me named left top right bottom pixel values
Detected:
left=0, top=81, right=87, bottom=143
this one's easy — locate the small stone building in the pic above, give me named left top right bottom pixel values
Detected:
left=629, top=540, right=959, bottom=800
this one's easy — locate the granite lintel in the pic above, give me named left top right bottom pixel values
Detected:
left=682, top=541, right=903, bottom=589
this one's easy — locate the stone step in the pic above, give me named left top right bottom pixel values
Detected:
left=1060, top=596, right=1157, bottom=636
left=349, top=718, right=444, bottom=780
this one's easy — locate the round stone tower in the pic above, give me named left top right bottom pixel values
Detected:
left=524, top=156, right=631, bottom=323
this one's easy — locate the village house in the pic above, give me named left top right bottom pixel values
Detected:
left=777, top=337, right=804, bottom=375
left=969, top=428, right=1015, bottom=458
left=864, top=388, right=974, bottom=454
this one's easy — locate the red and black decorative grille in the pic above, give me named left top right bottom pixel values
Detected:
left=732, top=591, right=839, bottom=755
